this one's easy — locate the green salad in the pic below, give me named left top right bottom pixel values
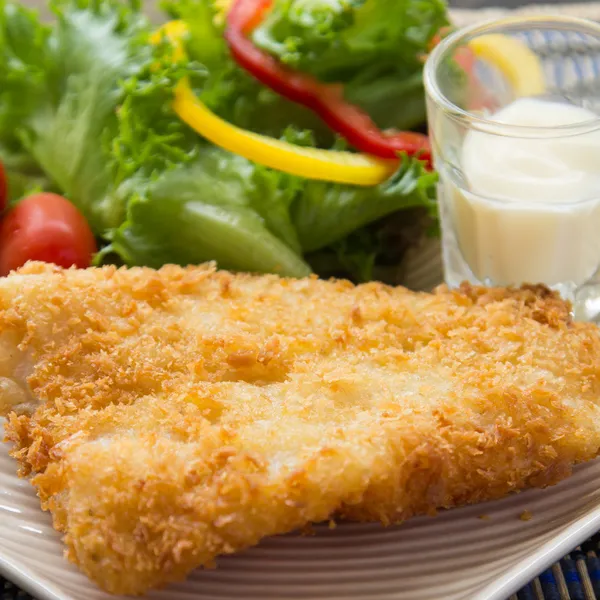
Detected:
left=0, top=0, right=451, bottom=283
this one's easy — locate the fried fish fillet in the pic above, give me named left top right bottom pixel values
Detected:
left=1, top=262, right=600, bottom=595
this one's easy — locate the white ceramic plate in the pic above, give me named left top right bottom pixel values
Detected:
left=3, top=416, right=600, bottom=600
left=5, top=8, right=600, bottom=599
left=1, top=239, right=599, bottom=600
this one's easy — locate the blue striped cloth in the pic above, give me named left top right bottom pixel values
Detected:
left=512, top=534, right=600, bottom=599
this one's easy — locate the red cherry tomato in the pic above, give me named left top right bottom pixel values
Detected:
left=0, top=162, right=7, bottom=213
left=0, top=193, right=97, bottom=275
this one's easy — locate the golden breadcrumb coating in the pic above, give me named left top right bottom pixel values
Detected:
left=1, top=262, right=600, bottom=595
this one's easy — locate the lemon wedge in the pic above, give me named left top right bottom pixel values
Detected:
left=468, top=33, right=545, bottom=97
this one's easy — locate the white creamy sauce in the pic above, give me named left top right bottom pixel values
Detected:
left=448, top=97, right=600, bottom=287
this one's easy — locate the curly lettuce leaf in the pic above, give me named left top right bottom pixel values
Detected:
left=0, top=2, right=50, bottom=141
left=0, top=2, right=55, bottom=201
left=0, top=0, right=152, bottom=229
left=106, top=60, right=310, bottom=277
left=293, top=154, right=437, bottom=252
left=165, top=0, right=332, bottom=141
left=252, top=0, right=448, bottom=130
left=0, top=0, right=439, bottom=282
left=100, top=12, right=438, bottom=280
left=109, top=99, right=436, bottom=279
left=167, top=0, right=448, bottom=135
left=253, top=0, right=448, bottom=78
left=105, top=147, right=438, bottom=280
left=105, top=148, right=311, bottom=276
left=0, top=140, right=53, bottom=205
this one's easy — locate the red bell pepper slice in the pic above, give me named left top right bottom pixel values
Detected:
left=224, top=0, right=432, bottom=167
left=0, top=162, right=7, bottom=213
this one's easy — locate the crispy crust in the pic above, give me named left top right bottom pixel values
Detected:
left=1, top=262, right=600, bottom=595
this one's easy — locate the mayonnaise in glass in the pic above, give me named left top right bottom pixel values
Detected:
left=441, top=97, right=600, bottom=291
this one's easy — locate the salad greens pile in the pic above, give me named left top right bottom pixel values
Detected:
left=0, top=0, right=445, bottom=283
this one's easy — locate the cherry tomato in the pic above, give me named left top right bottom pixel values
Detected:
left=0, top=193, right=97, bottom=275
left=0, top=161, right=7, bottom=213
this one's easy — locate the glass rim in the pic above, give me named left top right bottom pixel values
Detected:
left=454, top=184, right=600, bottom=207
left=423, top=15, right=600, bottom=137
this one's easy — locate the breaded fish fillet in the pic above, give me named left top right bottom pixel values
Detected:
left=1, top=262, right=600, bottom=595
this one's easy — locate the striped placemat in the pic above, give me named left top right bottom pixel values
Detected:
left=512, top=533, right=600, bottom=600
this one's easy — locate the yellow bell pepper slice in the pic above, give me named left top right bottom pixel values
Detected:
left=152, top=21, right=398, bottom=187
left=153, top=20, right=188, bottom=62
left=213, top=0, right=235, bottom=26
left=468, top=33, right=545, bottom=97
left=154, top=20, right=544, bottom=184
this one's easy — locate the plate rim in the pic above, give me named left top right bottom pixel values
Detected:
left=3, top=435, right=600, bottom=600
left=473, top=499, right=600, bottom=599
left=5, top=493, right=600, bottom=600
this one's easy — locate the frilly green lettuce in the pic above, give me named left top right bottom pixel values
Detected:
left=0, top=0, right=150, bottom=227
left=252, top=0, right=449, bottom=130
left=0, top=0, right=442, bottom=283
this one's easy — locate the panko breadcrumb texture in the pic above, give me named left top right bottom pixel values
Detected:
left=1, top=262, right=600, bottom=595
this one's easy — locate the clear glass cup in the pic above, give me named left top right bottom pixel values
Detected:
left=424, top=16, right=600, bottom=321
